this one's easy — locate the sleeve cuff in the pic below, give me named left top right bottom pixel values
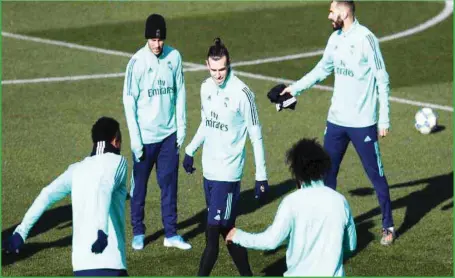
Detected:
left=378, top=122, right=390, bottom=129
left=14, top=226, right=27, bottom=242
left=232, top=229, right=246, bottom=244
left=255, top=173, right=268, bottom=181
left=185, top=146, right=196, bottom=157
left=133, top=148, right=143, bottom=162
left=177, top=129, right=186, bottom=146
left=288, top=85, right=298, bottom=97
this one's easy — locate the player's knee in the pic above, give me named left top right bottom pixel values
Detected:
left=205, top=225, right=221, bottom=252
left=157, top=172, right=177, bottom=187
left=364, top=166, right=386, bottom=181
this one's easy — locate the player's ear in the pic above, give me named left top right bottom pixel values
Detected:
left=111, top=132, right=121, bottom=149
left=205, top=59, right=210, bottom=70
left=225, top=56, right=230, bottom=69
left=112, top=138, right=121, bottom=149
left=341, top=10, right=348, bottom=20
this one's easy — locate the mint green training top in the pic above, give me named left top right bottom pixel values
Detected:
left=14, top=153, right=128, bottom=271
left=289, top=19, right=391, bottom=129
left=233, top=180, right=357, bottom=277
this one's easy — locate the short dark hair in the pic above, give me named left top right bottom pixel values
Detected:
left=207, top=37, right=230, bottom=66
left=285, top=138, right=331, bottom=187
left=91, top=117, right=121, bottom=143
left=335, top=0, right=355, bottom=14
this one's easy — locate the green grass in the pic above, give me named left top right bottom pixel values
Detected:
left=2, top=1, right=323, bottom=33
left=2, top=1, right=453, bottom=277
left=2, top=39, right=130, bottom=80
left=4, top=1, right=444, bottom=63
left=239, top=13, right=453, bottom=92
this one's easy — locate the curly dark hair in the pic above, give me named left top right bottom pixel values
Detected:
left=285, top=138, right=331, bottom=187
left=91, top=116, right=121, bottom=144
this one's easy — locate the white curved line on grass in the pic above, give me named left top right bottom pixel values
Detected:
left=0, top=33, right=203, bottom=69
left=1, top=2, right=452, bottom=113
left=230, top=0, right=453, bottom=67
left=1, top=66, right=205, bottom=85
left=1, top=73, right=125, bottom=85
left=2, top=1, right=451, bottom=70
left=3, top=69, right=452, bottom=112
left=232, top=70, right=454, bottom=112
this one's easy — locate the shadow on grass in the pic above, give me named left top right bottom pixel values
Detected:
left=2, top=204, right=73, bottom=267
left=441, top=200, right=452, bottom=211
left=432, top=125, right=446, bottom=134
left=1, top=179, right=296, bottom=269
left=260, top=172, right=453, bottom=276
left=4, top=173, right=450, bottom=274
left=351, top=172, right=453, bottom=239
left=144, top=179, right=296, bottom=246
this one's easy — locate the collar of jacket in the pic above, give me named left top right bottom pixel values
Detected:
left=90, top=141, right=120, bottom=156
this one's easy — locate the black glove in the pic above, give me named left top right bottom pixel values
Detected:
left=91, top=230, right=108, bottom=254
left=3, top=233, right=24, bottom=254
left=255, top=180, right=269, bottom=203
left=138, top=146, right=146, bottom=162
left=182, top=154, right=196, bottom=174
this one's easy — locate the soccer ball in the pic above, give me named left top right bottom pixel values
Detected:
left=414, top=107, right=438, bottom=134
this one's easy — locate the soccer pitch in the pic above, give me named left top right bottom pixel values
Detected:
left=2, top=1, right=453, bottom=276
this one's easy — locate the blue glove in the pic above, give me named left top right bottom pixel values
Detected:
left=91, top=230, right=108, bottom=254
left=4, top=233, right=24, bottom=254
left=183, top=154, right=196, bottom=174
left=255, top=180, right=269, bottom=202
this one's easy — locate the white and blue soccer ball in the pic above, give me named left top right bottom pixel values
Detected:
left=414, top=107, right=438, bottom=134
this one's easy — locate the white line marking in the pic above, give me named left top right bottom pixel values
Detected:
left=4, top=69, right=452, bottom=112
left=2, top=73, right=125, bottom=85
left=1, top=32, right=203, bottom=69
left=379, top=0, right=453, bottom=43
left=232, top=70, right=454, bottom=112
left=2, top=32, right=133, bottom=57
left=2, top=1, right=452, bottom=113
left=388, top=97, right=453, bottom=112
left=2, top=66, right=205, bottom=85
left=2, top=1, right=451, bottom=71
left=183, top=66, right=207, bottom=72
left=231, top=49, right=325, bottom=67
left=230, top=0, right=453, bottom=67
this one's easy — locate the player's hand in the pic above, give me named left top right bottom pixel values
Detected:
left=139, top=146, right=146, bottom=161
left=379, top=128, right=389, bottom=138
left=182, top=154, right=196, bottom=174
left=255, top=180, right=269, bottom=203
left=225, top=228, right=237, bottom=244
left=91, top=230, right=108, bottom=254
left=4, top=233, right=24, bottom=254
left=135, top=146, right=146, bottom=162
left=280, top=86, right=293, bottom=96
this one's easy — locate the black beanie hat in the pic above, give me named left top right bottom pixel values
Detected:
left=267, top=83, right=297, bottom=111
left=145, top=14, right=166, bottom=40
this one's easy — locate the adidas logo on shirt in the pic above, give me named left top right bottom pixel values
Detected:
left=364, top=136, right=372, bottom=142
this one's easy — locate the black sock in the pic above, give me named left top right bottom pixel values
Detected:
left=221, top=227, right=253, bottom=276
left=198, top=226, right=220, bottom=276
